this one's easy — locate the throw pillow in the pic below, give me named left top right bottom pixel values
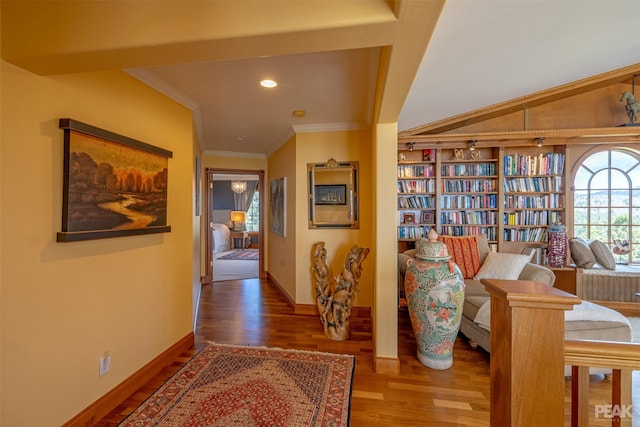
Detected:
left=473, top=252, right=533, bottom=281
left=569, top=238, right=596, bottom=268
left=438, top=235, right=482, bottom=279
left=589, top=240, right=616, bottom=270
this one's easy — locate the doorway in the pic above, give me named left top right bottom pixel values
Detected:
left=204, top=168, right=265, bottom=283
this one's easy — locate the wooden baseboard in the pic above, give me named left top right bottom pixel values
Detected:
left=266, top=271, right=295, bottom=309
left=63, top=332, right=195, bottom=427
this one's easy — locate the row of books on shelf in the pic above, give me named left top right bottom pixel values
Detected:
left=440, top=194, right=497, bottom=209
left=503, top=228, right=548, bottom=243
left=397, top=164, right=435, bottom=178
left=397, top=180, right=435, bottom=193
left=397, top=225, right=432, bottom=240
left=504, top=194, right=562, bottom=209
left=504, top=176, right=563, bottom=192
left=440, top=211, right=497, bottom=225
left=442, top=179, right=497, bottom=192
left=441, top=163, right=496, bottom=177
left=398, top=195, right=435, bottom=209
left=504, top=153, right=565, bottom=176
left=440, top=225, right=497, bottom=241
left=503, top=210, right=560, bottom=226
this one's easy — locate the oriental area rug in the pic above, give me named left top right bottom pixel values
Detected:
left=218, top=249, right=259, bottom=261
left=119, top=343, right=355, bottom=426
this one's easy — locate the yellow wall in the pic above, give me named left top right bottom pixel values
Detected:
left=202, top=153, right=267, bottom=171
left=294, top=131, right=374, bottom=307
left=267, top=135, right=298, bottom=298
left=0, top=62, right=196, bottom=426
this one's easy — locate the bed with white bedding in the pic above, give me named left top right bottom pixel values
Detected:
left=212, top=209, right=232, bottom=254
left=212, top=223, right=230, bottom=254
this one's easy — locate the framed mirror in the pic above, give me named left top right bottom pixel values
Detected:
left=308, top=158, right=359, bottom=228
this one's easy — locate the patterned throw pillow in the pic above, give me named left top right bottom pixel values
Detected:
left=438, top=235, right=481, bottom=279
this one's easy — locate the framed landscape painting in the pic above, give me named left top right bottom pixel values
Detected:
left=57, top=118, right=173, bottom=242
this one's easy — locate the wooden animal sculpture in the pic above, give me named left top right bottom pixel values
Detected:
left=312, top=242, right=369, bottom=341
left=620, top=91, right=640, bottom=123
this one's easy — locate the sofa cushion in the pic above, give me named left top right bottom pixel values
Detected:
left=438, top=235, right=482, bottom=279
left=569, top=238, right=596, bottom=268
left=589, top=240, right=616, bottom=270
left=473, top=251, right=533, bottom=281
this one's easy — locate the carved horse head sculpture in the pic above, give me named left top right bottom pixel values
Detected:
left=620, top=91, right=639, bottom=123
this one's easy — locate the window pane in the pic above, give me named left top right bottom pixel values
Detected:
left=574, top=190, right=588, bottom=207
left=611, top=150, right=637, bottom=172
left=589, top=225, right=609, bottom=242
left=611, top=208, right=630, bottom=225
left=591, top=170, right=609, bottom=190
left=573, top=208, right=588, bottom=225
left=573, top=225, right=588, bottom=238
left=610, top=169, right=630, bottom=191
left=611, top=225, right=629, bottom=240
left=628, top=165, right=640, bottom=185
left=590, top=191, right=607, bottom=207
left=589, top=208, right=609, bottom=224
left=611, top=189, right=631, bottom=207
left=582, top=151, right=609, bottom=172
left=574, top=167, right=591, bottom=190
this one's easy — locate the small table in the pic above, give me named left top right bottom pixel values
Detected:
left=230, top=231, right=249, bottom=249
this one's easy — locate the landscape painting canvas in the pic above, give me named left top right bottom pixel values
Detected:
left=57, top=119, right=172, bottom=242
left=270, top=176, right=286, bottom=237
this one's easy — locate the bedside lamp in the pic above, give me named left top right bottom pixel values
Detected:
left=230, top=211, right=246, bottom=231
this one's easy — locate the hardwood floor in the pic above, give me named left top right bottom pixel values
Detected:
left=97, top=277, right=637, bottom=426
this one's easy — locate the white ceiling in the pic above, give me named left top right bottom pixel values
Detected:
left=124, top=1, right=640, bottom=156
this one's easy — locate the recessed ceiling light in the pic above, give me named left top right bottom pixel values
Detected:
left=260, top=79, right=277, bottom=88
left=292, top=110, right=306, bottom=118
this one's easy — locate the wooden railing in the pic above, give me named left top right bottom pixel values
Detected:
left=481, top=279, right=638, bottom=427
left=565, top=339, right=640, bottom=427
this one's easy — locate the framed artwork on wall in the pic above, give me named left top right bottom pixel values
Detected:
left=314, top=184, right=347, bottom=205
left=269, top=176, right=286, bottom=237
left=57, top=118, right=173, bottom=242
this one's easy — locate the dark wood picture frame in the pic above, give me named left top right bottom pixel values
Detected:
left=421, top=210, right=433, bottom=224
left=314, top=184, right=347, bottom=205
left=403, top=213, right=416, bottom=224
left=57, top=118, right=173, bottom=242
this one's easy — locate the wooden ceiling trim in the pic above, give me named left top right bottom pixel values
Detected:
left=398, top=126, right=640, bottom=150
left=400, top=63, right=640, bottom=137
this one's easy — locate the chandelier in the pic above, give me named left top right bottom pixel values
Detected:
left=231, top=181, right=246, bottom=194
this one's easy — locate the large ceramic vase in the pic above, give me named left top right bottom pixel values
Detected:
left=404, top=230, right=465, bottom=370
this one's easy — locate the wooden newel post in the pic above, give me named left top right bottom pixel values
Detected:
left=481, top=279, right=581, bottom=427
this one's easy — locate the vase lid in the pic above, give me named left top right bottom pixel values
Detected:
left=415, top=229, right=450, bottom=260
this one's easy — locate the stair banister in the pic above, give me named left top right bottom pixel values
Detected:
left=481, top=278, right=581, bottom=427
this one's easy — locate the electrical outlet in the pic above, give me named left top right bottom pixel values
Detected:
left=99, top=352, right=111, bottom=376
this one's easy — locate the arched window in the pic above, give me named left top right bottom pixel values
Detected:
left=573, top=148, right=640, bottom=264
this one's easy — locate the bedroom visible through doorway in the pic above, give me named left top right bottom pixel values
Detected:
left=206, top=169, right=264, bottom=283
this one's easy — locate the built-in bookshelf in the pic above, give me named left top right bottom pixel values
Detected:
left=397, top=146, right=567, bottom=254
left=439, top=148, right=499, bottom=242
left=397, top=149, right=436, bottom=243
left=502, top=149, right=565, bottom=247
